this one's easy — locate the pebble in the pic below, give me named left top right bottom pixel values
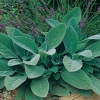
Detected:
left=0, top=88, right=15, bottom=100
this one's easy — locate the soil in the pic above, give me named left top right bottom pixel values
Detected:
left=0, top=88, right=16, bottom=100
left=0, top=89, right=58, bottom=100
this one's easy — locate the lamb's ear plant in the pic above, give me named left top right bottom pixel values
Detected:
left=1, top=7, right=100, bottom=100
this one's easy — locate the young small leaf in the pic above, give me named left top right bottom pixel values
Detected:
left=63, top=56, right=82, bottom=72
left=31, top=77, right=49, bottom=97
left=53, top=73, right=60, bottom=80
left=63, top=25, right=78, bottom=55
left=45, top=23, right=66, bottom=50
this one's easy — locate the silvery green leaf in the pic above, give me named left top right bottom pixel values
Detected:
left=63, top=56, right=82, bottom=72
left=8, top=59, right=22, bottom=66
left=39, top=48, right=56, bottom=56
left=5, top=75, right=27, bottom=90
left=23, top=54, right=40, bottom=65
left=46, top=19, right=61, bottom=27
left=62, top=7, right=81, bottom=23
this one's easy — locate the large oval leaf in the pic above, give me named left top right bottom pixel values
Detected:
left=63, top=25, right=78, bottom=55
left=62, top=7, right=81, bottom=23
left=0, top=33, right=17, bottom=58
left=13, top=36, right=38, bottom=54
left=0, top=77, right=5, bottom=89
left=78, top=90, right=91, bottom=98
left=25, top=87, right=43, bottom=100
left=5, top=26, right=26, bottom=37
left=61, top=70, right=92, bottom=90
left=11, top=28, right=28, bottom=57
left=45, top=23, right=66, bottom=50
left=15, top=83, right=28, bottom=100
left=59, top=80, right=78, bottom=93
left=46, top=19, right=61, bottom=27
left=25, top=65, right=45, bottom=79
left=63, top=56, right=82, bottom=72
left=0, top=59, right=15, bottom=76
left=31, top=77, right=49, bottom=97
left=86, top=41, right=100, bottom=57
left=67, top=17, right=81, bottom=39
left=5, top=75, right=27, bottom=90
left=50, top=84, right=70, bottom=96
left=89, top=74, right=100, bottom=95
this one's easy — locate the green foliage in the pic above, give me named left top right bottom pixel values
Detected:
left=1, top=7, right=100, bottom=99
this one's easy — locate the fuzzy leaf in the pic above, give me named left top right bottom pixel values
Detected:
left=67, top=17, right=81, bottom=39
left=0, top=59, right=15, bottom=76
left=13, top=36, right=38, bottom=54
left=0, top=77, right=4, bottom=89
left=25, top=87, right=43, bottom=100
left=63, top=56, right=82, bottom=72
left=63, top=25, right=78, bottom=55
left=15, top=83, right=28, bottom=100
left=78, top=90, right=91, bottom=98
left=31, top=77, right=49, bottom=97
left=5, top=26, right=26, bottom=37
left=0, top=33, right=17, bottom=58
left=23, top=54, right=40, bottom=65
left=75, top=50, right=92, bottom=58
left=50, top=84, right=70, bottom=96
left=8, top=59, right=22, bottom=66
left=82, top=64, right=93, bottom=73
left=61, top=70, right=92, bottom=89
left=39, top=48, right=56, bottom=56
left=59, top=80, right=78, bottom=93
left=62, top=7, right=81, bottom=23
left=86, top=41, right=100, bottom=57
left=45, top=24, right=66, bottom=50
left=5, top=75, right=27, bottom=90
left=46, top=19, right=61, bottom=27
left=50, top=66, right=58, bottom=73
left=25, top=65, right=45, bottom=79
left=89, top=74, right=100, bottom=95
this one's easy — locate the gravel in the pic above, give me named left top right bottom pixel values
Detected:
left=0, top=88, right=16, bottom=100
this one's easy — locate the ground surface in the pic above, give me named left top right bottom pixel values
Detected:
left=0, top=89, right=100, bottom=100
left=60, top=93, right=100, bottom=100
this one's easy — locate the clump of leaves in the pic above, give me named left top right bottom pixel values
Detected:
left=1, top=7, right=100, bottom=100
